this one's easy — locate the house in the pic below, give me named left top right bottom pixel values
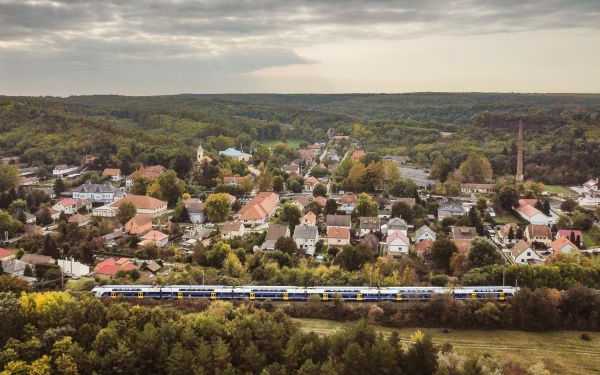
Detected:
left=219, top=148, right=251, bottom=161
left=238, top=192, right=279, bottom=226
left=339, top=193, right=357, bottom=214
left=301, top=212, right=317, bottom=226
left=262, top=224, right=290, bottom=250
left=387, top=217, right=408, bottom=236
left=102, top=230, right=124, bottom=248
left=351, top=149, right=366, bottom=161
left=293, top=225, right=319, bottom=254
left=460, top=183, right=495, bottom=194
left=223, top=174, right=252, bottom=186
left=516, top=204, right=552, bottom=225
left=557, top=229, right=584, bottom=247
left=93, top=195, right=167, bottom=218
left=72, top=181, right=121, bottom=204
left=52, top=198, right=78, bottom=215
left=102, top=168, right=123, bottom=181
left=284, top=162, right=300, bottom=176
left=384, top=231, right=410, bottom=257
left=525, top=224, right=552, bottom=247
left=21, top=212, right=36, bottom=225
left=550, top=237, right=579, bottom=254
left=143, top=261, right=162, bottom=275
left=498, top=223, right=518, bottom=245
left=414, top=225, right=436, bottom=242
left=451, top=226, right=477, bottom=253
left=583, top=178, right=599, bottom=196
left=20, top=254, right=55, bottom=265
left=1, top=259, right=28, bottom=277
left=327, top=227, right=350, bottom=248
left=125, top=165, right=166, bottom=187
left=221, top=221, right=245, bottom=239
left=333, top=135, right=349, bottom=144
left=184, top=198, right=205, bottom=224
left=359, top=217, right=380, bottom=237
left=52, top=164, right=79, bottom=177
left=437, top=202, right=465, bottom=219
left=414, top=239, right=434, bottom=260
left=290, top=194, right=311, bottom=209
left=394, top=197, right=416, bottom=208
left=304, top=176, right=319, bottom=192
left=140, top=230, right=169, bottom=247
left=57, top=258, right=90, bottom=277
left=378, top=209, right=391, bottom=220
left=0, top=248, right=17, bottom=262
left=327, top=214, right=351, bottom=229
left=511, top=240, right=544, bottom=264
left=95, top=257, right=137, bottom=279
left=68, top=214, right=90, bottom=227
left=125, top=214, right=153, bottom=235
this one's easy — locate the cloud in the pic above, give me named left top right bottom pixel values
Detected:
left=0, top=0, right=598, bottom=94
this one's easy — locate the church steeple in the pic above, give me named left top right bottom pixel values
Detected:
left=197, top=143, right=204, bottom=162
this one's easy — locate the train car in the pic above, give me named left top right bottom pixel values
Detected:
left=380, top=287, right=441, bottom=301
left=92, top=285, right=157, bottom=299
left=306, top=287, right=380, bottom=301
left=237, top=286, right=306, bottom=301
left=164, top=285, right=232, bottom=300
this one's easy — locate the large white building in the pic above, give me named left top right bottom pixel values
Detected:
left=93, top=195, right=167, bottom=218
left=72, top=180, right=121, bottom=204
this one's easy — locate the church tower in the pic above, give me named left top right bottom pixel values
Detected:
left=197, top=143, right=204, bottom=162
left=516, top=120, right=524, bottom=182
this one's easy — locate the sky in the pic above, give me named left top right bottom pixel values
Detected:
left=1, top=0, right=599, bottom=96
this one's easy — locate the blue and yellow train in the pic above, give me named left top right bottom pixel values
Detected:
left=92, top=285, right=518, bottom=302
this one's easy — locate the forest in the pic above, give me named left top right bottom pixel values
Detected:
left=1, top=93, right=599, bottom=185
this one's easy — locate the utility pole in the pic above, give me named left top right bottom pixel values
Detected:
left=502, top=269, right=505, bottom=286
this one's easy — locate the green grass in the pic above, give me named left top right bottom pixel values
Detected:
left=545, top=185, right=576, bottom=197
left=293, top=318, right=600, bottom=375
left=65, top=277, right=96, bottom=292
left=258, top=139, right=304, bottom=149
left=583, top=231, right=599, bottom=249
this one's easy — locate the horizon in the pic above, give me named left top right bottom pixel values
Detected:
left=1, top=0, right=599, bottom=96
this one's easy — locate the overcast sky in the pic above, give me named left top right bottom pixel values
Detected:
left=1, top=0, right=599, bottom=95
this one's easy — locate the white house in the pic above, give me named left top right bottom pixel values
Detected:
left=219, top=148, right=251, bottom=161
left=293, top=225, right=319, bottom=254
left=93, top=195, right=167, bottom=218
left=414, top=225, right=436, bottom=242
left=384, top=231, right=410, bottom=257
left=358, top=217, right=380, bottom=237
left=550, top=237, right=579, bottom=254
left=262, top=224, right=290, bottom=250
left=339, top=193, right=357, bottom=215
left=102, top=168, right=123, bottom=181
left=52, top=198, right=78, bottom=215
left=57, top=258, right=91, bottom=277
left=184, top=198, right=204, bottom=224
left=327, top=227, right=350, bottom=248
left=52, top=164, right=79, bottom=177
left=72, top=180, right=120, bottom=204
left=304, top=176, right=318, bottom=192
left=387, top=217, right=408, bottom=236
left=221, top=221, right=245, bottom=239
left=140, top=230, right=169, bottom=247
left=515, top=204, right=552, bottom=225
left=583, top=178, right=598, bottom=196
left=511, top=240, right=544, bottom=264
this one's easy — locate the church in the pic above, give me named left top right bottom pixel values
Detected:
left=196, top=143, right=212, bottom=165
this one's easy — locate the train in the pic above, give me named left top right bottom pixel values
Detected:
left=92, top=285, right=518, bottom=302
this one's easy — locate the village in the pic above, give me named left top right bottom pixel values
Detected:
left=0, top=125, right=599, bottom=289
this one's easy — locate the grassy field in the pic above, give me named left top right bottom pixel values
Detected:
left=293, top=318, right=600, bottom=375
left=545, top=185, right=576, bottom=197
left=258, top=138, right=304, bottom=149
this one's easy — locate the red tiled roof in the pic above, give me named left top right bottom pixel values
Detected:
left=526, top=224, right=552, bottom=239
left=102, top=168, right=121, bottom=176
left=557, top=230, right=583, bottom=239
left=340, top=193, right=357, bottom=204
left=57, top=198, right=77, bottom=207
left=95, top=257, right=137, bottom=276
left=113, top=195, right=167, bottom=210
left=551, top=237, right=578, bottom=252
left=518, top=199, right=538, bottom=207
left=327, top=227, right=350, bottom=239
left=386, top=231, right=410, bottom=245
left=239, top=192, right=278, bottom=221
left=0, top=248, right=17, bottom=258
left=314, top=196, right=327, bottom=207
left=516, top=204, right=542, bottom=218
left=414, top=239, right=433, bottom=253
left=141, top=230, right=168, bottom=241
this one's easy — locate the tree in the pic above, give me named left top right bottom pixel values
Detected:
left=572, top=212, right=593, bottom=231
left=325, top=199, right=339, bottom=215
left=458, top=154, right=492, bottom=183
left=346, top=163, right=366, bottom=192
left=0, top=165, right=19, bottom=192
left=257, top=170, right=273, bottom=191
left=288, top=178, right=303, bottom=193
left=279, top=203, right=301, bottom=226
left=130, top=176, right=151, bottom=195
left=354, top=193, right=378, bottom=217
left=391, top=201, right=413, bottom=222
left=205, top=193, right=231, bottom=222
left=556, top=215, right=573, bottom=230
left=53, top=178, right=66, bottom=196
left=497, top=185, right=519, bottom=210
left=429, top=156, right=453, bottom=182
left=313, top=184, right=327, bottom=198
left=274, top=236, right=298, bottom=255
left=116, top=202, right=137, bottom=225
left=431, top=238, right=458, bottom=273
left=148, top=169, right=185, bottom=206
left=171, top=198, right=190, bottom=223
left=560, top=198, right=578, bottom=215
left=468, top=206, right=484, bottom=235
left=272, top=176, right=284, bottom=193
left=337, top=244, right=373, bottom=271
left=468, top=237, right=503, bottom=267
